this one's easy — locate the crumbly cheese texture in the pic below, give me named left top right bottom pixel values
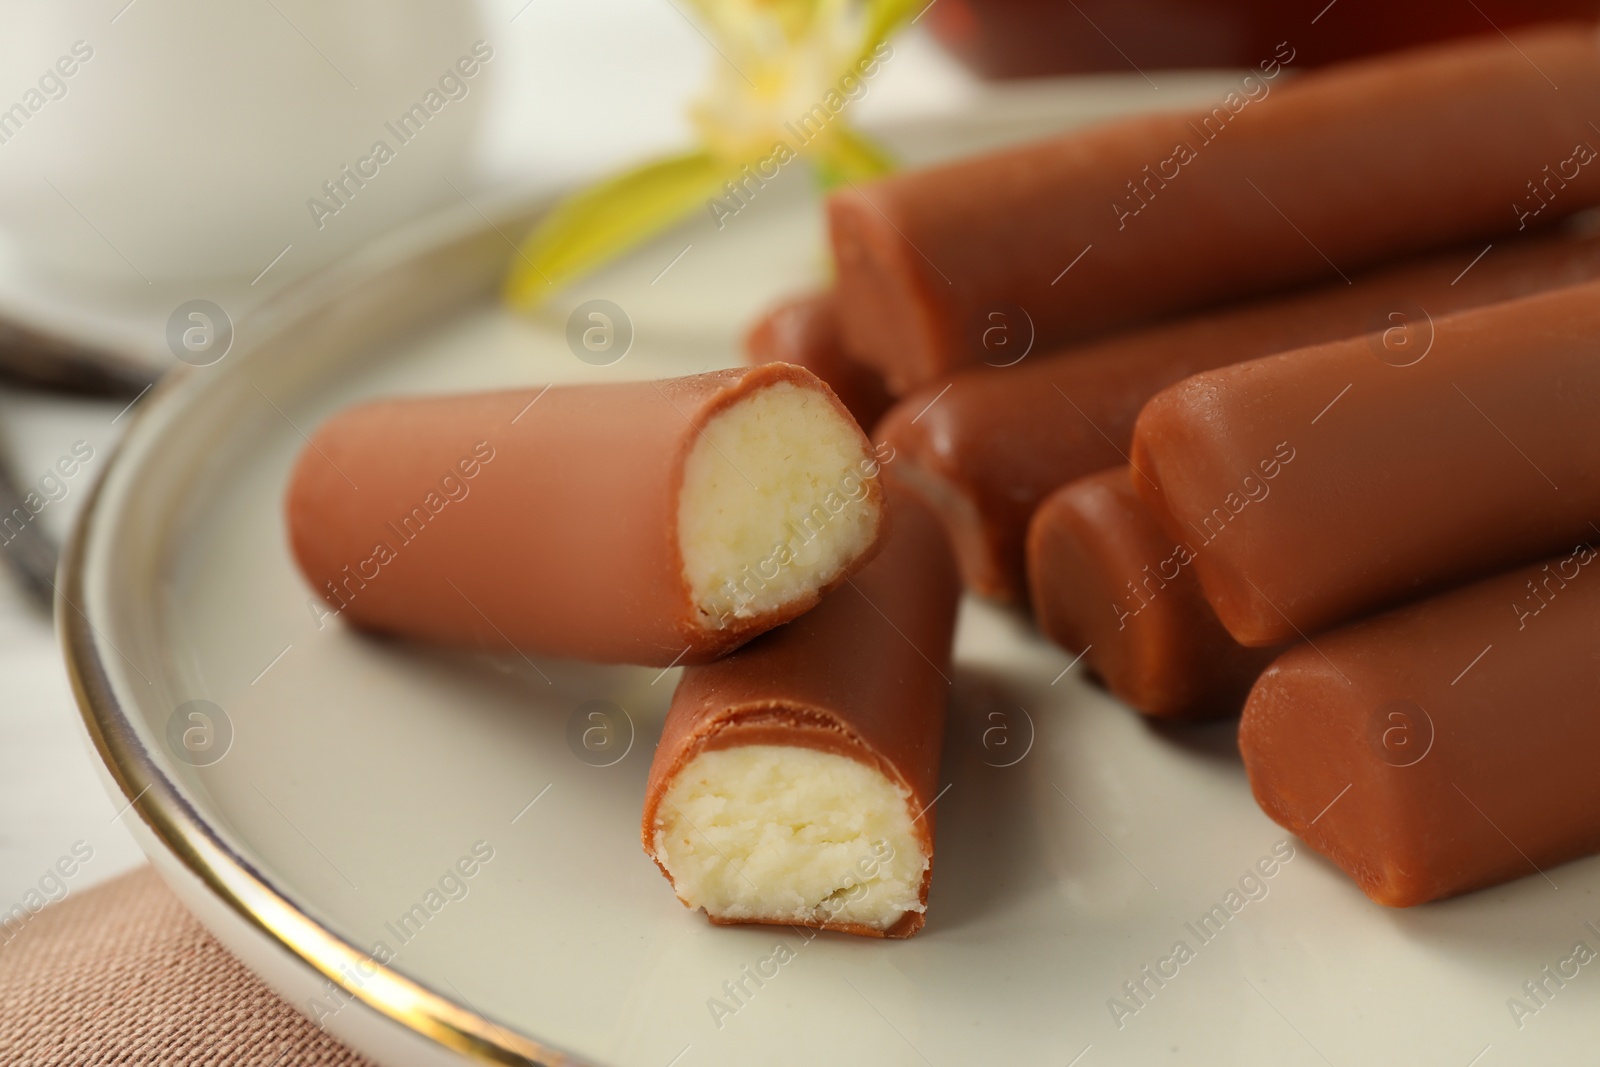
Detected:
left=679, top=381, right=880, bottom=628
left=653, top=745, right=928, bottom=931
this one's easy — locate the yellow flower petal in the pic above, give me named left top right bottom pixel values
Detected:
left=504, top=150, right=741, bottom=309
left=504, top=1, right=919, bottom=306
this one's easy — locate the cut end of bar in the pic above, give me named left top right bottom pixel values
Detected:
left=680, top=379, right=883, bottom=629
left=651, top=745, right=929, bottom=935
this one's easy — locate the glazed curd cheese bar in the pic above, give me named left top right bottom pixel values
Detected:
left=287, top=364, right=886, bottom=667
left=642, top=482, right=960, bottom=938
left=1132, top=279, right=1600, bottom=647
left=744, top=291, right=894, bottom=431
left=879, top=228, right=1600, bottom=603
left=1027, top=468, right=1280, bottom=719
left=830, top=25, right=1600, bottom=391
left=1240, top=549, right=1600, bottom=907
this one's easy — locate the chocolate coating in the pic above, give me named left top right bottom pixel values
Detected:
left=641, top=482, right=961, bottom=938
left=1133, top=279, right=1600, bottom=646
left=880, top=228, right=1600, bottom=602
left=829, top=26, right=1600, bottom=391
left=1027, top=467, right=1280, bottom=719
left=1240, top=548, right=1600, bottom=906
left=744, top=291, right=894, bottom=431
left=286, top=364, right=884, bottom=667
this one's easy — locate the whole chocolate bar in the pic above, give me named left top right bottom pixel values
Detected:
left=642, top=481, right=960, bottom=937
left=1028, top=468, right=1279, bottom=718
left=830, top=26, right=1600, bottom=391
left=1133, top=279, right=1600, bottom=646
left=880, top=228, right=1600, bottom=602
left=1241, top=547, right=1600, bottom=906
left=287, top=364, right=887, bottom=666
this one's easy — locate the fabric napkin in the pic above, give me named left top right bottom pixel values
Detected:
left=0, top=865, right=375, bottom=1066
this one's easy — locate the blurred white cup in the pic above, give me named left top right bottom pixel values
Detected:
left=0, top=0, right=491, bottom=288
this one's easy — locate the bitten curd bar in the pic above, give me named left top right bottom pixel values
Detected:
left=643, top=481, right=960, bottom=937
left=287, top=364, right=887, bottom=667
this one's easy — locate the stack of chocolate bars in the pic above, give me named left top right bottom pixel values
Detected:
left=288, top=23, right=1600, bottom=932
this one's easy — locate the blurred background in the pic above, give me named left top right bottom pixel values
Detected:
left=4, top=0, right=1599, bottom=968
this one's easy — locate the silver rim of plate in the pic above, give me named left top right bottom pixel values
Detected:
left=59, top=187, right=587, bottom=1066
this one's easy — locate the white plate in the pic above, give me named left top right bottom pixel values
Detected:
left=63, top=83, right=1600, bottom=1067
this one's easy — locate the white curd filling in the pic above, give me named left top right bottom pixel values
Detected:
left=653, top=744, right=928, bottom=931
left=678, top=381, right=881, bottom=627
